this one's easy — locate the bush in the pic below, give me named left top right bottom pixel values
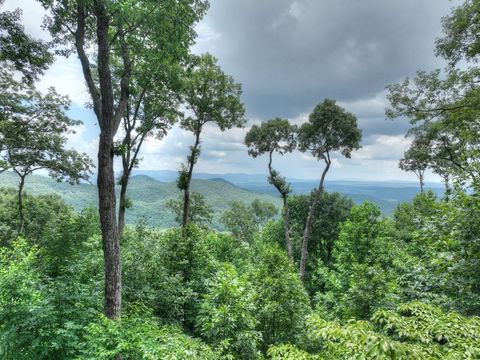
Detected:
left=196, top=264, right=261, bottom=359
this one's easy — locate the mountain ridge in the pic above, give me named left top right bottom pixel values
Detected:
left=0, top=171, right=445, bottom=227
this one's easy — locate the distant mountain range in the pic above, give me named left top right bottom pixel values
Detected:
left=0, top=172, right=281, bottom=229
left=0, top=170, right=444, bottom=228
left=134, top=170, right=445, bottom=215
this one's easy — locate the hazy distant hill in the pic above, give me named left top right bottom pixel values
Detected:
left=0, top=171, right=445, bottom=228
left=0, top=172, right=282, bottom=229
left=135, top=170, right=445, bottom=215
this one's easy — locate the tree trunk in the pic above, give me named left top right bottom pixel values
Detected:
left=299, top=155, right=331, bottom=281
left=282, top=194, right=293, bottom=261
left=118, top=172, right=128, bottom=237
left=182, top=184, right=191, bottom=228
left=267, top=151, right=293, bottom=261
left=443, top=174, right=450, bottom=201
left=419, top=171, right=425, bottom=193
left=98, top=131, right=122, bottom=319
left=17, top=173, right=26, bottom=235
left=182, top=131, right=201, bottom=228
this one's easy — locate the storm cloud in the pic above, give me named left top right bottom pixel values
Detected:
left=3, top=0, right=458, bottom=181
left=194, top=0, right=453, bottom=126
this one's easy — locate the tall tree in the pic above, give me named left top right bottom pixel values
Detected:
left=297, top=99, right=361, bottom=281
left=116, top=79, right=180, bottom=236
left=399, top=138, right=430, bottom=192
left=287, top=191, right=353, bottom=295
left=220, top=199, right=277, bottom=244
left=38, top=0, right=208, bottom=320
left=0, top=65, right=92, bottom=234
left=166, top=191, right=213, bottom=228
left=244, top=118, right=297, bottom=260
left=0, top=1, right=52, bottom=82
left=386, top=0, right=480, bottom=189
left=178, top=53, right=245, bottom=228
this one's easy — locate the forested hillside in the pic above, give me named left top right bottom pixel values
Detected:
left=1, top=0, right=480, bottom=359
left=0, top=172, right=282, bottom=228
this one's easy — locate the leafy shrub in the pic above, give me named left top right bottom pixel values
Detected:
left=268, top=301, right=480, bottom=359
left=196, top=263, right=261, bottom=359
left=315, top=202, right=402, bottom=319
left=250, top=241, right=311, bottom=350
left=80, top=308, right=219, bottom=360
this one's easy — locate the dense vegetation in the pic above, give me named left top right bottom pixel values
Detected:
left=1, top=0, right=480, bottom=359
left=0, top=188, right=479, bottom=359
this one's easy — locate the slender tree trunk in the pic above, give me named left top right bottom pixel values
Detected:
left=96, top=5, right=122, bottom=319
left=299, top=155, right=331, bottom=281
left=182, top=131, right=201, bottom=228
left=118, top=172, right=128, bottom=237
left=17, top=173, right=26, bottom=235
left=282, top=194, right=293, bottom=261
left=419, top=172, right=425, bottom=193
left=75, top=0, right=130, bottom=327
left=443, top=174, right=450, bottom=201
left=267, top=151, right=293, bottom=260
left=98, top=131, right=122, bottom=319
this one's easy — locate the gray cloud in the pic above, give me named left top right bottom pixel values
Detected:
left=5, top=0, right=457, bottom=181
left=195, top=0, right=457, bottom=137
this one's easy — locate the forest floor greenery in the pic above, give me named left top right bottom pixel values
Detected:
left=0, top=187, right=479, bottom=359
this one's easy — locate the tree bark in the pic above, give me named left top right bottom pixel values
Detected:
left=118, top=172, right=128, bottom=237
left=98, top=131, right=122, bottom=319
left=299, top=153, right=331, bottom=281
left=75, top=0, right=128, bottom=321
left=415, top=170, right=425, bottom=193
left=118, top=92, right=146, bottom=237
left=267, top=151, right=293, bottom=261
left=182, top=130, right=201, bottom=228
left=282, top=194, right=293, bottom=261
left=16, top=173, right=26, bottom=235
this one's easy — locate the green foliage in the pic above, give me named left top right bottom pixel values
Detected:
left=166, top=192, right=214, bottom=227
left=0, top=188, right=99, bottom=274
left=176, top=165, right=190, bottom=191
left=315, top=202, right=401, bottom=320
left=158, top=225, right=220, bottom=328
left=0, top=2, right=52, bottom=82
left=302, top=313, right=426, bottom=359
left=288, top=192, right=353, bottom=291
left=399, top=137, right=430, bottom=188
left=196, top=264, right=261, bottom=359
left=395, top=189, right=480, bottom=314
left=244, top=118, right=297, bottom=196
left=244, top=118, right=297, bottom=158
left=121, top=227, right=187, bottom=324
left=221, top=199, right=278, bottom=243
left=268, top=344, right=319, bottom=360
left=177, top=53, right=245, bottom=226
left=250, top=241, right=311, bottom=350
left=298, top=99, right=362, bottom=160
left=373, top=301, right=480, bottom=358
left=435, top=0, right=480, bottom=65
left=269, top=302, right=480, bottom=359
left=393, top=190, right=438, bottom=243
left=0, top=65, right=92, bottom=180
left=0, top=238, right=102, bottom=359
left=80, top=309, right=219, bottom=360
left=386, top=0, right=480, bottom=189
left=181, top=53, right=245, bottom=133
left=0, top=172, right=282, bottom=229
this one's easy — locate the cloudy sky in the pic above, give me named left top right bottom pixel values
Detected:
left=4, top=0, right=459, bottom=181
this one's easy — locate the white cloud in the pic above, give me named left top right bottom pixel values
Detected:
left=338, top=90, right=388, bottom=119
left=354, top=134, right=411, bottom=161
left=38, top=57, right=90, bottom=106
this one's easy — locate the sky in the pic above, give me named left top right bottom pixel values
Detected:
left=3, top=0, right=460, bottom=181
